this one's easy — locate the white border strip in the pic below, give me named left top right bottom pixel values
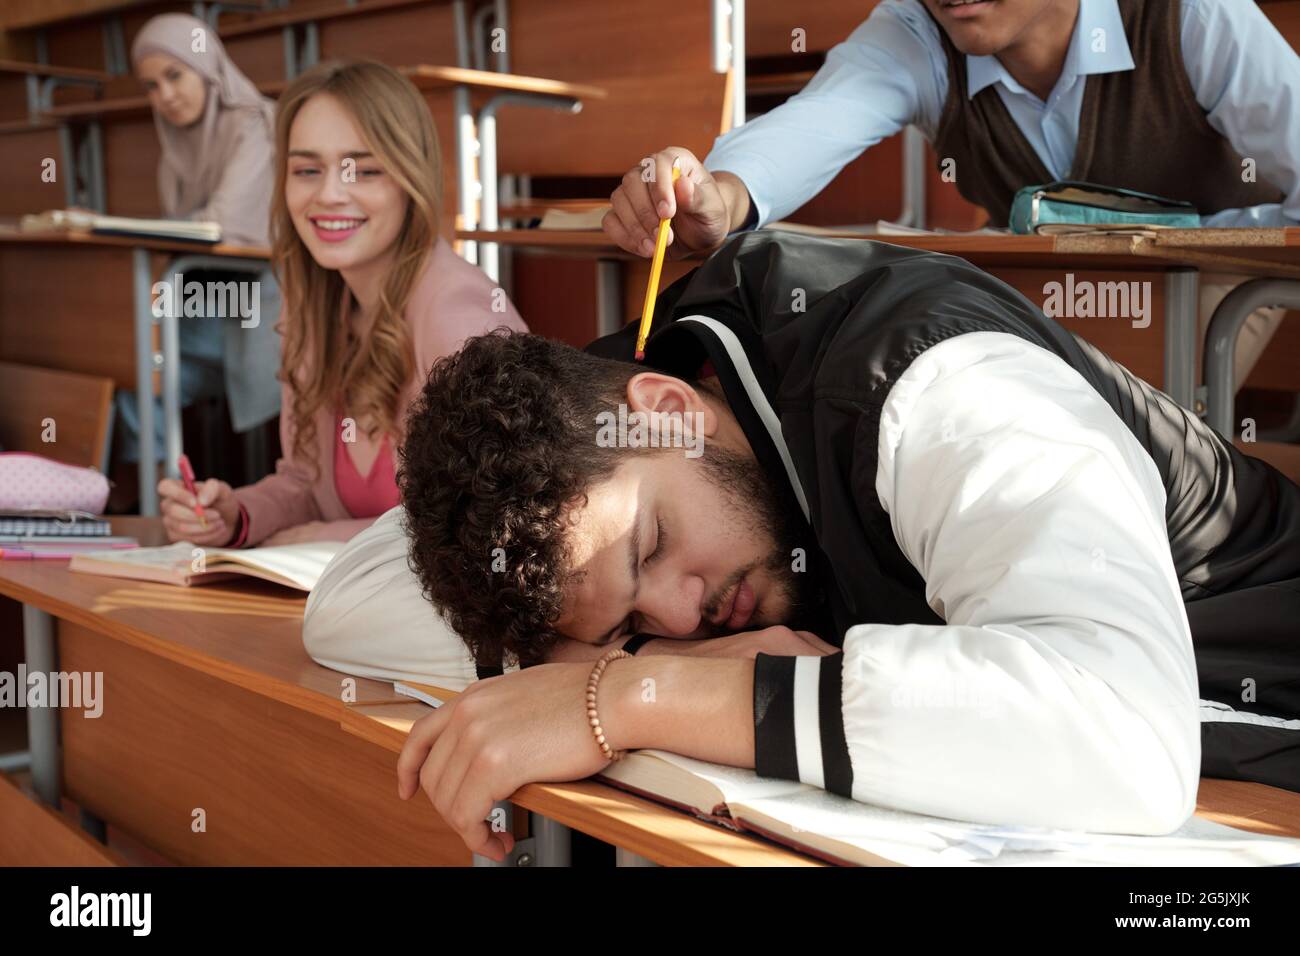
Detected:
left=793, top=656, right=825, bottom=790
left=1200, top=699, right=1300, bottom=731
left=679, top=315, right=811, bottom=521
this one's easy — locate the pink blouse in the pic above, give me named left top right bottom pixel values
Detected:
left=333, top=420, right=400, bottom=519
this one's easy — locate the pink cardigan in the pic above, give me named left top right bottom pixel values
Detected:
left=234, top=239, right=527, bottom=545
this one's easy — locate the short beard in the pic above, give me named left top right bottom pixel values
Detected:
left=695, top=445, right=827, bottom=635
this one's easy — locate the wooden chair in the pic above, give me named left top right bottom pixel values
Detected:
left=0, top=772, right=123, bottom=866
left=0, top=361, right=114, bottom=471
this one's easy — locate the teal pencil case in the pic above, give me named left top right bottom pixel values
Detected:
left=1009, top=181, right=1201, bottom=234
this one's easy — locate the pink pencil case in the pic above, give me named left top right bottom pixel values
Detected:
left=0, top=452, right=110, bottom=514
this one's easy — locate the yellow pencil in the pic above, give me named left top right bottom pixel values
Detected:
left=634, top=165, right=682, bottom=361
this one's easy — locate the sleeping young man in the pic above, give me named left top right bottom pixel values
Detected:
left=304, top=232, right=1300, bottom=862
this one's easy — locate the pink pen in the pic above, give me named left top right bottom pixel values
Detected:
left=0, top=548, right=77, bottom=560
left=178, top=453, right=209, bottom=529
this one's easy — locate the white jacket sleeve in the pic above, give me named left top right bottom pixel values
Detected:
left=752, top=331, right=1201, bottom=835
left=303, top=506, right=518, bottom=691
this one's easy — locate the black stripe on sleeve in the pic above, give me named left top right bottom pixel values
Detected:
left=819, top=653, right=853, bottom=797
left=753, top=653, right=799, bottom=781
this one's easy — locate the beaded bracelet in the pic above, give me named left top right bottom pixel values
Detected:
left=587, top=648, right=632, bottom=762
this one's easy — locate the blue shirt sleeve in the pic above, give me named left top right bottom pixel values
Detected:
left=1181, top=0, right=1300, bottom=226
left=702, top=0, right=948, bottom=228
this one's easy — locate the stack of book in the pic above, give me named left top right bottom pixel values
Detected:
left=0, top=510, right=137, bottom=560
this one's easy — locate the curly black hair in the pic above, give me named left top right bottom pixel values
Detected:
left=397, top=329, right=678, bottom=668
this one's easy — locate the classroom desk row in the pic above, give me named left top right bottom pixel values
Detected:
left=0, top=227, right=270, bottom=514
left=3, top=55, right=605, bottom=251
left=2, top=517, right=1300, bottom=867
left=468, top=225, right=1300, bottom=436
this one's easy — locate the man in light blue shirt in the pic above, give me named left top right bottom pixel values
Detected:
left=602, top=0, right=1300, bottom=389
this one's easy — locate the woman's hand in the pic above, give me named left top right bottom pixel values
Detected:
left=157, top=477, right=240, bottom=546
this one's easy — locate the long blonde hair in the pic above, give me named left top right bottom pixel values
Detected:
left=271, top=59, right=441, bottom=474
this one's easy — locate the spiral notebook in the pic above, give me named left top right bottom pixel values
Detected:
left=0, top=511, right=112, bottom=537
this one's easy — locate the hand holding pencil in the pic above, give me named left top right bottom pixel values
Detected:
left=634, top=164, right=682, bottom=361
left=157, top=470, right=242, bottom=546
left=602, top=147, right=740, bottom=260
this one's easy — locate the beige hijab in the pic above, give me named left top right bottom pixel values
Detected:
left=131, top=13, right=275, bottom=245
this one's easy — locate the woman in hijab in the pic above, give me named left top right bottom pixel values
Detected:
left=111, top=12, right=281, bottom=509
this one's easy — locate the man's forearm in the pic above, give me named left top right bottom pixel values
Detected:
left=599, top=656, right=754, bottom=766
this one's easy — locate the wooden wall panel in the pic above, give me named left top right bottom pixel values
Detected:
left=502, top=0, right=726, bottom=177
left=0, top=243, right=139, bottom=386
left=0, top=127, right=67, bottom=215
left=0, top=77, right=31, bottom=125
left=747, top=0, right=879, bottom=57
left=102, top=115, right=160, bottom=216
left=318, top=3, right=460, bottom=66
left=221, top=30, right=287, bottom=88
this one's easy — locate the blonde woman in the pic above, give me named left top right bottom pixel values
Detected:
left=157, top=59, right=526, bottom=546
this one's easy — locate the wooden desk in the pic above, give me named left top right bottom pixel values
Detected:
left=0, top=517, right=477, bottom=865
left=0, top=518, right=820, bottom=866
left=340, top=695, right=1300, bottom=866
left=464, top=226, right=1300, bottom=419
left=0, top=228, right=270, bottom=513
left=338, top=700, right=822, bottom=867
left=3, top=517, right=1297, bottom=865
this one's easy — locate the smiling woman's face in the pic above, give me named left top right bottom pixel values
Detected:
left=283, top=92, right=409, bottom=274
left=137, top=53, right=207, bottom=127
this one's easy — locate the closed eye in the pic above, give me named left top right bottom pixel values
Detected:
left=646, top=516, right=667, bottom=565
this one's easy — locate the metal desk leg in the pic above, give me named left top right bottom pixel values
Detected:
left=615, top=847, right=659, bottom=867
left=161, top=270, right=184, bottom=481
left=1162, top=268, right=1199, bottom=412
left=452, top=0, right=478, bottom=266
left=1204, top=278, right=1300, bottom=440
left=596, top=259, right=625, bottom=338
left=470, top=804, right=572, bottom=866
left=132, top=248, right=160, bottom=515
left=22, top=605, right=61, bottom=808
left=530, top=812, right=572, bottom=867
left=476, top=94, right=581, bottom=282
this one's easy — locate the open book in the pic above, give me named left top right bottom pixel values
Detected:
left=537, top=204, right=611, bottom=230
left=598, top=750, right=1300, bottom=867
left=21, top=209, right=222, bottom=244
left=69, top=541, right=341, bottom=592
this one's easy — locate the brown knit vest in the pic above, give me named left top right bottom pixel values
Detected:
left=929, top=0, right=1283, bottom=225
